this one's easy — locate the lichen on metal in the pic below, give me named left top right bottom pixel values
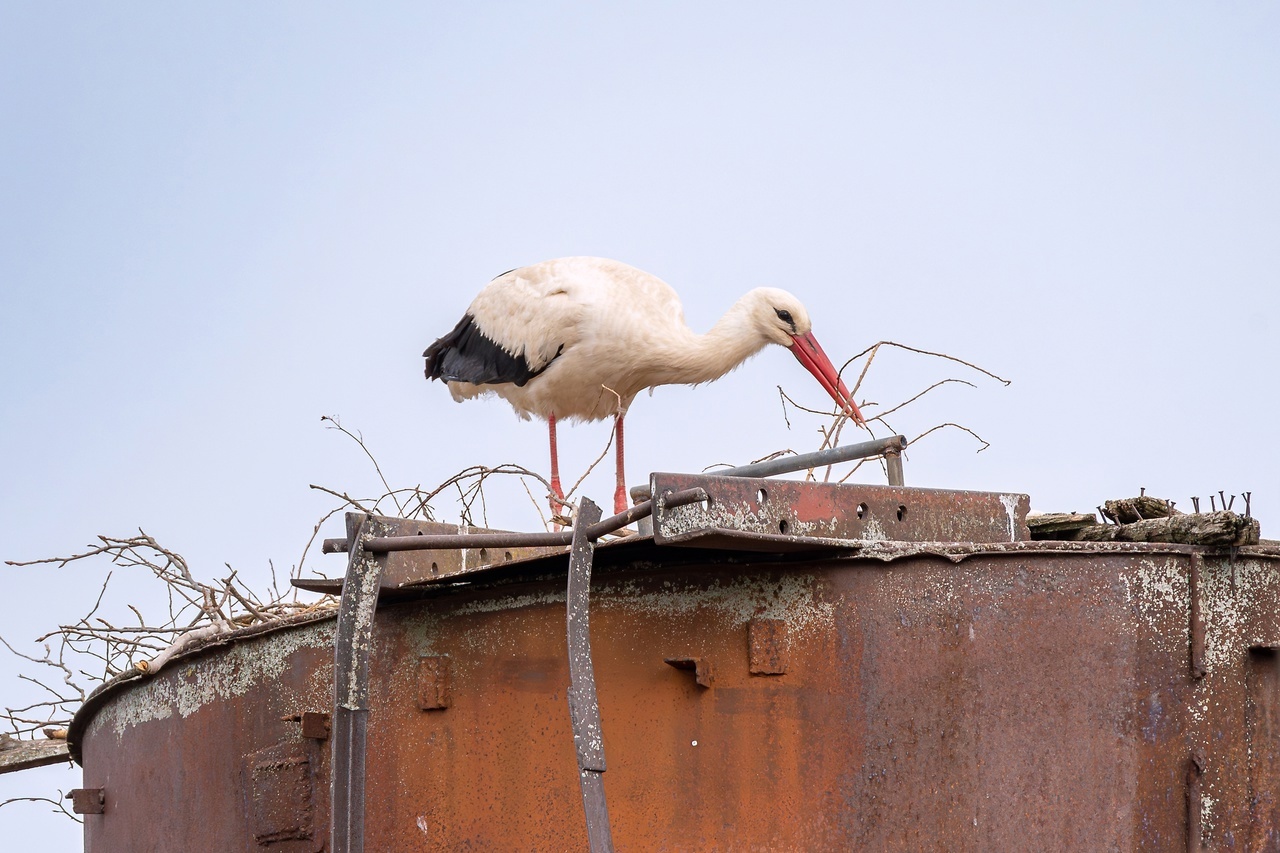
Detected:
left=1200, top=555, right=1277, bottom=671
left=1113, top=556, right=1191, bottom=659
left=595, top=572, right=836, bottom=642
left=453, top=589, right=567, bottom=618
left=87, top=619, right=336, bottom=739
left=336, top=550, right=383, bottom=710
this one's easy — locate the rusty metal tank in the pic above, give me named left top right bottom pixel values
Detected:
left=67, top=477, right=1280, bottom=850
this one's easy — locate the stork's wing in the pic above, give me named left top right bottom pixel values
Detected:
left=423, top=264, right=586, bottom=387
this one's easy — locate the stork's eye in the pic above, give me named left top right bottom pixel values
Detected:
left=775, top=309, right=794, bottom=324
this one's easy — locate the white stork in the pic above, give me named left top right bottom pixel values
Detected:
left=423, top=257, right=865, bottom=516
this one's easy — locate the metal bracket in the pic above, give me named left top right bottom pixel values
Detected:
left=67, top=788, right=105, bottom=815
left=245, top=742, right=317, bottom=845
left=748, top=618, right=789, bottom=675
left=282, top=712, right=332, bottom=741
left=650, top=474, right=1031, bottom=550
left=664, top=657, right=715, bottom=688
left=418, top=655, right=451, bottom=711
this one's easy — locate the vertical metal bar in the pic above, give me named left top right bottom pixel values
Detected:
left=1246, top=647, right=1280, bottom=847
left=331, top=513, right=384, bottom=853
left=565, top=498, right=615, bottom=853
left=1189, top=552, right=1207, bottom=679
left=1187, top=750, right=1205, bottom=852
left=885, top=449, right=905, bottom=487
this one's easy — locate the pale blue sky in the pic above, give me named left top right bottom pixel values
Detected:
left=3, top=3, right=1278, bottom=846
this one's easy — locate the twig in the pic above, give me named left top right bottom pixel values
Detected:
left=321, top=415, right=406, bottom=515
left=838, top=340, right=1012, bottom=388
left=0, top=791, right=82, bottom=824
left=564, top=387, right=623, bottom=504
left=908, top=423, right=992, bottom=452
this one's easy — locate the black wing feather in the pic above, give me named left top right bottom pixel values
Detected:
left=423, top=313, right=560, bottom=388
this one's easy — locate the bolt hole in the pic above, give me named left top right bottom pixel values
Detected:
left=479, top=548, right=489, bottom=562
left=757, top=488, right=768, bottom=504
left=856, top=502, right=868, bottom=519
left=430, top=561, right=438, bottom=573
left=897, top=504, right=907, bottom=521
left=779, top=519, right=790, bottom=535
left=503, top=551, right=513, bottom=561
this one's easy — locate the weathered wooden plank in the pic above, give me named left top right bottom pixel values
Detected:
left=1074, top=511, right=1259, bottom=547
left=1102, top=496, right=1178, bottom=524
left=1027, top=513, right=1098, bottom=539
left=0, top=734, right=71, bottom=775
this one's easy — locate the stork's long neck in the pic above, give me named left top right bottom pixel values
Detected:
left=650, top=296, right=771, bottom=387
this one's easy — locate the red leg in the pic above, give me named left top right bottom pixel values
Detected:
left=548, top=414, right=565, bottom=517
left=613, top=411, right=627, bottom=515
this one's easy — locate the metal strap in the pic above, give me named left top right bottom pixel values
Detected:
left=331, top=513, right=385, bottom=853
left=565, top=498, right=615, bottom=852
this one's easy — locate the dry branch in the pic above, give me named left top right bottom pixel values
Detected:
left=3, top=532, right=335, bottom=738
left=771, top=341, right=1006, bottom=485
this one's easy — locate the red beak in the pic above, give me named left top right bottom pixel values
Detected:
left=789, top=332, right=866, bottom=425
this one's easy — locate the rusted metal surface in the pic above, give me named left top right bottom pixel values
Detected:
left=300, top=712, right=331, bottom=740
left=1188, top=752, right=1205, bottom=853
left=651, top=473, right=1031, bottom=550
left=69, top=491, right=1280, bottom=851
left=623, top=436, right=908, bottom=534
left=417, top=656, right=451, bottom=711
left=748, top=616, right=789, bottom=675
left=246, top=740, right=319, bottom=846
left=67, top=788, right=105, bottom=815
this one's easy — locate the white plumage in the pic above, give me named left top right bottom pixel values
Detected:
left=424, top=257, right=863, bottom=514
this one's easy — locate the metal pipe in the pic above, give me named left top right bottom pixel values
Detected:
left=366, top=530, right=568, bottom=552
left=352, top=487, right=708, bottom=554
left=717, top=435, right=907, bottom=479
left=885, top=449, right=905, bottom=487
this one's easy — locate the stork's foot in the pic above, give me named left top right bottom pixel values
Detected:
left=613, top=484, right=627, bottom=516
left=550, top=478, right=569, bottom=530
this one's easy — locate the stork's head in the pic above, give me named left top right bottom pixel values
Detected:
left=750, top=288, right=866, bottom=426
